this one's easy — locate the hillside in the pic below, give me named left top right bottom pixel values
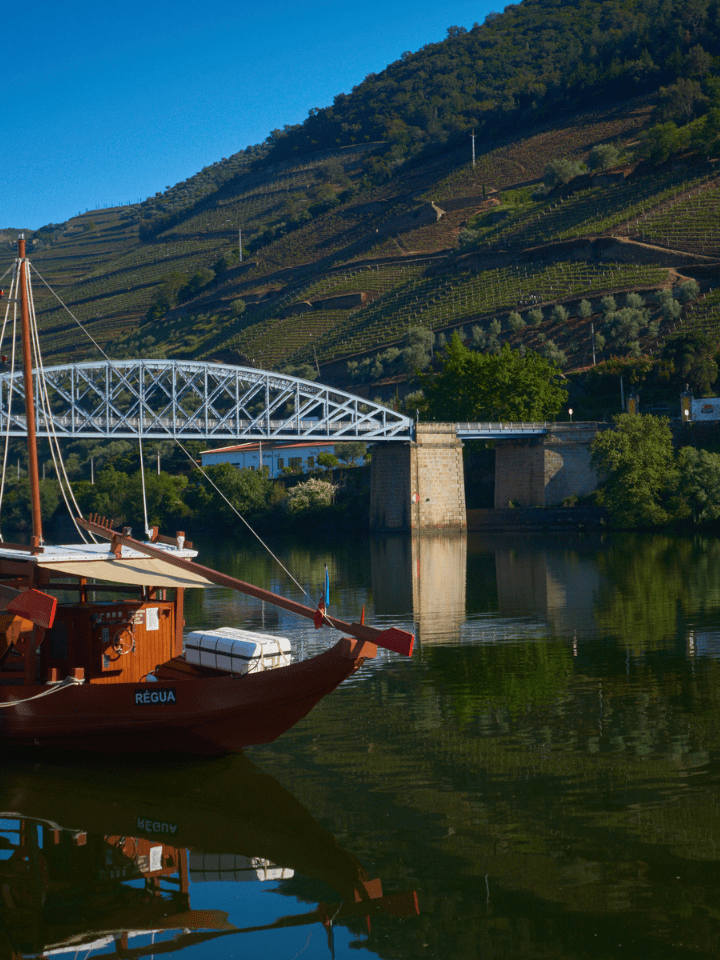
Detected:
left=3, top=0, right=720, bottom=403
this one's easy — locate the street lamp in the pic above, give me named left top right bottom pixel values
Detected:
left=568, top=408, right=573, bottom=422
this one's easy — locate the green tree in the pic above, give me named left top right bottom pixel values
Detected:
left=421, top=335, right=567, bottom=422
left=676, top=446, right=720, bottom=524
left=543, top=158, right=585, bottom=189
left=587, top=143, right=620, bottom=170
left=401, top=326, right=434, bottom=373
left=591, top=414, right=679, bottom=528
left=187, top=463, right=272, bottom=525
left=640, top=121, right=687, bottom=164
left=317, top=452, right=340, bottom=471
left=661, top=330, right=718, bottom=394
left=528, top=307, right=543, bottom=326
left=334, top=442, right=367, bottom=464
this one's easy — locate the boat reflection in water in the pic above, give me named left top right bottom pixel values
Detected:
left=0, top=757, right=418, bottom=960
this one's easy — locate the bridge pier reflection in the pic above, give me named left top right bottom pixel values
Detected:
left=371, top=533, right=467, bottom=642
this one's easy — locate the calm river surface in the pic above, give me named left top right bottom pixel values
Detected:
left=4, top=530, right=720, bottom=959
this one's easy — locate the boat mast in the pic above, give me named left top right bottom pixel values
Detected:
left=18, top=236, right=43, bottom=547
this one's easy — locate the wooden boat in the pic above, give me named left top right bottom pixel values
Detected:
left=0, top=236, right=414, bottom=755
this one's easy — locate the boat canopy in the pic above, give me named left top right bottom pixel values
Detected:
left=37, top=556, right=213, bottom=588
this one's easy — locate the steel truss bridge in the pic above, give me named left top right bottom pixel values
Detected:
left=0, top=360, right=414, bottom=442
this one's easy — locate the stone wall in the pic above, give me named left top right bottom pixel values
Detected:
left=495, top=425, right=600, bottom=507
left=412, top=424, right=466, bottom=529
left=494, top=441, right=545, bottom=507
left=543, top=426, right=599, bottom=505
left=369, top=443, right=412, bottom=530
left=521, top=235, right=716, bottom=268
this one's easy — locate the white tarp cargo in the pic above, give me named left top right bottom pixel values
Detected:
left=184, top=627, right=291, bottom=674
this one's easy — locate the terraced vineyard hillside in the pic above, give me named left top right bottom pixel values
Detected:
left=3, top=93, right=720, bottom=390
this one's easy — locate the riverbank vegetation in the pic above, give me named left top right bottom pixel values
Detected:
left=0, top=442, right=368, bottom=539
left=592, top=412, right=720, bottom=528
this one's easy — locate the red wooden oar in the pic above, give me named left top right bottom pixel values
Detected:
left=77, top=518, right=414, bottom=657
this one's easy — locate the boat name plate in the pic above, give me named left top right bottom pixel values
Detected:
left=134, top=688, right=177, bottom=705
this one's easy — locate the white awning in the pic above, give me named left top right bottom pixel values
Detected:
left=38, top=557, right=213, bottom=589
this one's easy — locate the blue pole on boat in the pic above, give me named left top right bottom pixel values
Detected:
left=324, top=565, right=330, bottom=609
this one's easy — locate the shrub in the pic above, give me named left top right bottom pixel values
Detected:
left=677, top=280, right=700, bottom=303
left=604, top=307, right=649, bottom=346
left=401, top=326, right=434, bottom=372
left=284, top=478, right=337, bottom=514
left=471, top=325, right=486, bottom=349
left=662, top=298, right=682, bottom=321
left=458, top=227, right=480, bottom=249
left=550, top=304, right=568, bottom=323
left=508, top=311, right=526, bottom=332
left=527, top=307, right=543, bottom=326
left=230, top=298, right=246, bottom=317
left=543, top=158, right=586, bottom=189
left=542, top=340, right=567, bottom=366
left=578, top=299, right=593, bottom=319
left=587, top=143, right=620, bottom=171
left=600, top=295, right=617, bottom=314
left=624, top=292, right=645, bottom=309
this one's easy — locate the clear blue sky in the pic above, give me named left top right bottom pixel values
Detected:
left=6, top=0, right=496, bottom=230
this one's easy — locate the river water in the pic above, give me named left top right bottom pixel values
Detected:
left=3, top=530, right=720, bottom=959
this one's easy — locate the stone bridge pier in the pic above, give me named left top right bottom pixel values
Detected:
left=370, top=422, right=602, bottom=530
left=370, top=424, right=466, bottom=531
left=494, top=424, right=600, bottom=508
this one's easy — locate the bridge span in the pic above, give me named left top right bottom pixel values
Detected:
left=0, top=359, right=413, bottom=441
left=0, top=358, right=602, bottom=530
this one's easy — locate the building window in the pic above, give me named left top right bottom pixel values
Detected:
left=307, top=457, right=315, bottom=469
left=289, top=457, right=302, bottom=470
left=277, top=458, right=284, bottom=469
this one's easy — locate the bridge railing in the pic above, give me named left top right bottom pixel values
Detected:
left=456, top=422, right=551, bottom=437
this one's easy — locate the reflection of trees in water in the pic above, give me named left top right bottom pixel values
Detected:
left=287, top=648, right=720, bottom=960
left=594, top=534, right=720, bottom=653
left=425, top=642, right=573, bottom=724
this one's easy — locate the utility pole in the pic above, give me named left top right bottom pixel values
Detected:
left=591, top=323, right=596, bottom=366
left=471, top=129, right=476, bottom=169
left=238, top=226, right=243, bottom=263
left=157, top=449, right=161, bottom=475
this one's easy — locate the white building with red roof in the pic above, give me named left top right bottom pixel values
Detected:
left=200, top=440, right=364, bottom=478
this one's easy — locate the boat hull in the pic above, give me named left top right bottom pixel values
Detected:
left=0, top=638, right=372, bottom=756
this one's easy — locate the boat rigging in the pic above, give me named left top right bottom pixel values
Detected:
left=0, top=237, right=414, bottom=755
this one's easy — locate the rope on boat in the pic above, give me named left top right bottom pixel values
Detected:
left=26, top=267, right=94, bottom=545
left=169, top=435, right=337, bottom=629
left=0, top=262, right=19, bottom=539
left=30, top=263, right=109, bottom=359
left=0, top=675, right=84, bottom=709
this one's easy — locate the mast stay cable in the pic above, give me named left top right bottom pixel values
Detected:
left=22, top=258, right=330, bottom=624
